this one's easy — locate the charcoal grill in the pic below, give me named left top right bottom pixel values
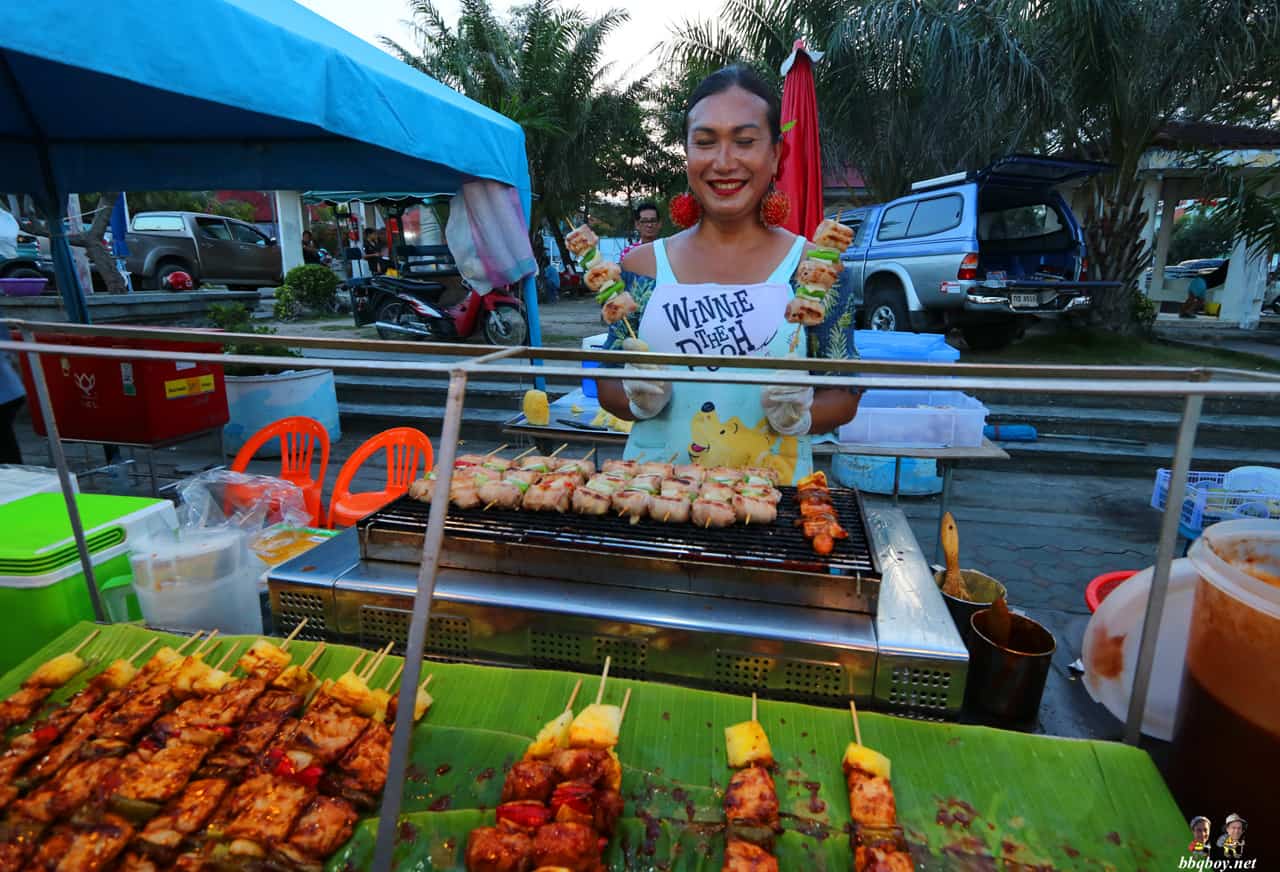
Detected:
left=357, top=485, right=881, bottom=613
left=271, top=499, right=969, bottom=717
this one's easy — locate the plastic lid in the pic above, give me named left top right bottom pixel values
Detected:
left=1188, top=519, right=1280, bottom=620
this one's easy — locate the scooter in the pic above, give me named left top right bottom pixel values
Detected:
left=350, top=273, right=529, bottom=346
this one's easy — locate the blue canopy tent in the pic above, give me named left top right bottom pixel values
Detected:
left=0, top=0, right=540, bottom=345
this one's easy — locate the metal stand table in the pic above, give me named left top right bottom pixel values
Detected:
left=818, top=439, right=1011, bottom=562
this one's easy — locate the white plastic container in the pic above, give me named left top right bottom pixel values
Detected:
left=128, top=528, right=264, bottom=634
left=0, top=465, right=78, bottom=507
left=839, top=390, right=988, bottom=448
left=1082, top=558, right=1198, bottom=740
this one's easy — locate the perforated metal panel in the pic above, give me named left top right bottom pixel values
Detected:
left=714, top=650, right=775, bottom=692
left=592, top=636, right=647, bottom=678
left=531, top=630, right=583, bottom=667
left=886, top=664, right=953, bottom=716
left=357, top=605, right=470, bottom=659
left=276, top=591, right=327, bottom=640
left=781, top=658, right=845, bottom=700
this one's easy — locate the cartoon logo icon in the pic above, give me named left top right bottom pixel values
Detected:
left=689, top=401, right=798, bottom=482
left=73, top=372, right=96, bottom=399
left=1187, top=816, right=1210, bottom=858
left=1216, top=813, right=1246, bottom=859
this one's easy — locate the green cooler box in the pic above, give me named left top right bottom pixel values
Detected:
left=0, top=493, right=176, bottom=673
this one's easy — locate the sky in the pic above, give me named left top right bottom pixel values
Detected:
left=295, top=0, right=722, bottom=83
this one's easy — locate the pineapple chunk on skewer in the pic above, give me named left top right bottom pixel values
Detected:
left=26, top=652, right=87, bottom=688
left=98, top=657, right=138, bottom=690
left=273, top=664, right=319, bottom=697
left=328, top=670, right=372, bottom=711
left=842, top=742, right=891, bottom=780
left=237, top=639, right=292, bottom=679
left=526, top=710, right=573, bottom=759
left=568, top=703, right=622, bottom=750
left=725, top=720, right=774, bottom=769
left=413, top=681, right=434, bottom=722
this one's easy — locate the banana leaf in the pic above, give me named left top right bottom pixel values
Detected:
left=3, top=624, right=1188, bottom=870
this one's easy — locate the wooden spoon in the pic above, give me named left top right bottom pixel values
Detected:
left=987, top=595, right=1013, bottom=649
left=940, top=511, right=973, bottom=600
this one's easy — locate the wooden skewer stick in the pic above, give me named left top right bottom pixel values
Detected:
left=623, top=318, right=638, bottom=340
left=581, top=447, right=597, bottom=462
left=176, top=631, right=205, bottom=654
left=595, top=656, right=612, bottom=705
left=385, top=663, right=405, bottom=690
left=348, top=652, right=368, bottom=674
left=484, top=443, right=509, bottom=458
left=70, top=629, right=102, bottom=657
left=361, top=641, right=395, bottom=682
left=280, top=618, right=309, bottom=651
left=194, top=630, right=220, bottom=656
left=548, top=442, right=570, bottom=459
left=129, top=638, right=160, bottom=664
left=215, top=644, right=240, bottom=671
left=751, top=692, right=758, bottom=723
left=849, top=698, right=862, bottom=747
left=421, top=674, right=434, bottom=689
left=619, top=687, right=632, bottom=722
left=302, top=643, right=327, bottom=671
left=565, top=678, right=583, bottom=712
left=512, top=446, right=537, bottom=462
left=788, top=325, right=803, bottom=354
left=484, top=499, right=500, bottom=512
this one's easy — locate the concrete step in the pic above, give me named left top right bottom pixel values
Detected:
left=337, top=401, right=515, bottom=443
left=968, top=437, right=1280, bottom=478
left=971, top=388, right=1280, bottom=418
left=984, top=403, right=1279, bottom=450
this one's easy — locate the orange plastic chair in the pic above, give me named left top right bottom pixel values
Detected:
left=229, top=416, right=331, bottom=526
left=327, top=427, right=434, bottom=527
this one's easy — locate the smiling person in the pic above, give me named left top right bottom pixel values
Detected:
left=596, top=64, right=859, bottom=485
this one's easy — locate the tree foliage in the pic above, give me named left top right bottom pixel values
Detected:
left=384, top=0, right=678, bottom=263
left=666, top=0, right=1280, bottom=330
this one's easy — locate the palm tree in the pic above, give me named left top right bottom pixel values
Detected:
left=383, top=0, right=631, bottom=263
left=667, top=0, right=1280, bottom=330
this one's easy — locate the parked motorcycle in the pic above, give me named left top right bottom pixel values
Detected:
left=349, top=274, right=529, bottom=346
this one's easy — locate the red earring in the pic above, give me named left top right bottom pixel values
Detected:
left=760, top=185, right=791, bottom=228
left=669, top=192, right=702, bottom=229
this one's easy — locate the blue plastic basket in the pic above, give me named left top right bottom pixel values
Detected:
left=1150, top=468, right=1280, bottom=534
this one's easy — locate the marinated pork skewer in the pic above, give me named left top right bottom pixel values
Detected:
left=844, top=697, right=911, bottom=872
left=0, top=630, right=101, bottom=730
left=723, top=693, right=780, bottom=871
left=693, top=482, right=737, bottom=528
left=787, top=219, right=855, bottom=351
left=568, top=224, right=639, bottom=335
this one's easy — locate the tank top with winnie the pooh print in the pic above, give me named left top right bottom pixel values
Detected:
left=618, top=235, right=812, bottom=485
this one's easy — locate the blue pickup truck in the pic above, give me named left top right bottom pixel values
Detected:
left=830, top=155, right=1120, bottom=349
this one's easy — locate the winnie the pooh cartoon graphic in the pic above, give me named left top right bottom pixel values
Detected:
left=688, top=401, right=799, bottom=482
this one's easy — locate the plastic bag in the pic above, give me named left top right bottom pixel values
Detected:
left=127, top=526, right=265, bottom=634
left=446, top=180, right=537, bottom=293
left=251, top=523, right=337, bottom=568
left=174, top=468, right=310, bottom=534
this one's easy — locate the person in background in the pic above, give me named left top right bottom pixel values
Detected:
left=301, top=230, right=321, bottom=265
left=621, top=201, right=662, bottom=261
left=542, top=260, right=561, bottom=304
left=363, top=228, right=384, bottom=275
left=0, top=353, right=26, bottom=465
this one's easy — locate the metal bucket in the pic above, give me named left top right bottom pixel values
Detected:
left=967, top=608, right=1055, bottom=724
left=934, top=568, right=1007, bottom=650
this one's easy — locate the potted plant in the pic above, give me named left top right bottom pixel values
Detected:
left=208, top=302, right=342, bottom=457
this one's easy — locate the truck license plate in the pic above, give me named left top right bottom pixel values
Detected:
left=1011, top=293, right=1039, bottom=308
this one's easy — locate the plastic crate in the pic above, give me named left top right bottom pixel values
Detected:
left=1149, top=468, right=1280, bottom=534
left=839, top=390, right=988, bottom=448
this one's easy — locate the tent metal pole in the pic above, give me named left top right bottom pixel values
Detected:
left=371, top=367, right=469, bottom=871
left=1124, top=391, right=1203, bottom=744
left=19, top=329, right=105, bottom=623
left=521, top=273, right=545, bottom=391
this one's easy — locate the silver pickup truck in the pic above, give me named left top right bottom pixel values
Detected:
left=126, top=211, right=282, bottom=289
left=832, top=156, right=1121, bottom=349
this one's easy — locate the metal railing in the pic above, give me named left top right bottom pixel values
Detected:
left=5, top=317, right=1279, bottom=870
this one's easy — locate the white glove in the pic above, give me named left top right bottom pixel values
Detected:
left=623, top=366, right=672, bottom=420
left=761, top=382, right=814, bottom=436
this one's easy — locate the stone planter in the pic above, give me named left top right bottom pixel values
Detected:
left=222, top=368, right=341, bottom=457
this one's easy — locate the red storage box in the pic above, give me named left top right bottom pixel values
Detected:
left=18, top=333, right=229, bottom=444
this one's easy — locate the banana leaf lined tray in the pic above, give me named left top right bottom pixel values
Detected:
left=3, top=623, right=1188, bottom=871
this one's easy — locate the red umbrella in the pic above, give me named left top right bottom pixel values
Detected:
left=775, top=40, right=825, bottom=239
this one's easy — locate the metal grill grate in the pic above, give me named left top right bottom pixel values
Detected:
left=276, top=591, right=327, bottom=639
left=592, top=636, right=647, bottom=678
left=359, top=485, right=878, bottom=578
left=887, top=665, right=952, bottom=712
left=715, top=650, right=775, bottom=691
left=358, top=606, right=471, bottom=659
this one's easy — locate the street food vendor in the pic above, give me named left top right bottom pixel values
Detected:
left=597, top=64, right=859, bottom=485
